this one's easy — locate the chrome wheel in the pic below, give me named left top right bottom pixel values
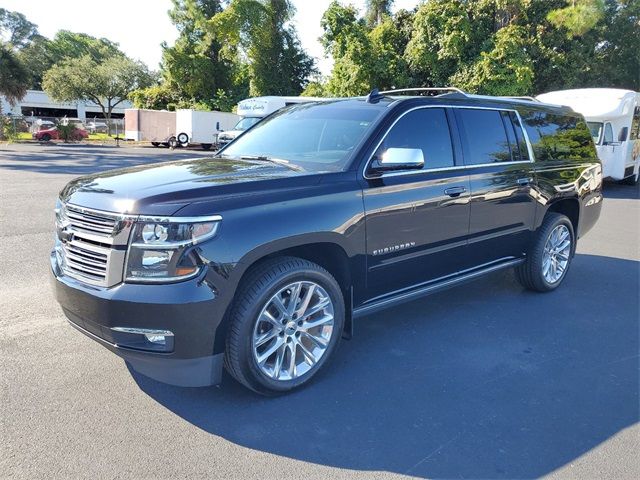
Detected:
left=252, top=281, right=334, bottom=381
left=542, top=224, right=571, bottom=284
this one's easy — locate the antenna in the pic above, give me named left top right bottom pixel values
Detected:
left=366, top=88, right=385, bottom=104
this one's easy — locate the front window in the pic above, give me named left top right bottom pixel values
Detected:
left=221, top=101, right=385, bottom=172
left=233, top=117, right=261, bottom=131
left=587, top=122, right=603, bottom=145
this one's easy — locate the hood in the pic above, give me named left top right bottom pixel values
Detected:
left=60, top=156, right=309, bottom=215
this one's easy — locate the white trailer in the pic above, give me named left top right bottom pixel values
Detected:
left=217, top=96, right=325, bottom=147
left=537, top=88, right=640, bottom=184
left=175, top=109, right=239, bottom=150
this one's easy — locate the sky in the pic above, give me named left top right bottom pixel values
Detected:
left=1, top=0, right=420, bottom=76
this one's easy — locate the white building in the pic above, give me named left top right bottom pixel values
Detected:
left=0, top=90, right=132, bottom=121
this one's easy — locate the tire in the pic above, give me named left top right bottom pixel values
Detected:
left=201, top=143, right=212, bottom=150
left=177, top=132, right=189, bottom=146
left=41, top=134, right=51, bottom=142
left=225, top=256, right=344, bottom=395
left=151, top=142, right=160, bottom=147
left=516, top=212, right=575, bottom=292
left=168, top=136, right=178, bottom=149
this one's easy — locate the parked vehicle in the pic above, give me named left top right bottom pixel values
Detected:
left=124, top=108, right=176, bottom=147
left=537, top=88, right=640, bottom=184
left=174, top=109, right=238, bottom=150
left=217, top=96, right=324, bottom=147
left=33, top=126, right=88, bottom=141
left=51, top=88, right=602, bottom=395
left=86, top=121, right=108, bottom=134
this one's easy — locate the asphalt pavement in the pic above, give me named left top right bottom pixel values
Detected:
left=1, top=143, right=638, bottom=479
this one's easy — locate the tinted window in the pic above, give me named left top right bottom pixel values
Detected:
left=603, top=123, right=614, bottom=144
left=521, top=110, right=597, bottom=161
left=374, top=108, right=454, bottom=169
left=510, top=112, right=530, bottom=160
left=455, top=109, right=512, bottom=164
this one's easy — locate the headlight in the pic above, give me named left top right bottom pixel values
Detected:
left=125, top=215, right=221, bottom=282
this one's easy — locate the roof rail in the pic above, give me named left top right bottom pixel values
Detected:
left=379, top=87, right=467, bottom=96
left=499, top=96, right=539, bottom=102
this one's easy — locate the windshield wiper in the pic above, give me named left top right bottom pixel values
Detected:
left=238, top=155, right=304, bottom=172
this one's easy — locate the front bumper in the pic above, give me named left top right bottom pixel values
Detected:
left=51, top=252, right=224, bottom=387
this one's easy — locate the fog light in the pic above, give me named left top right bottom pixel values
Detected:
left=145, top=334, right=167, bottom=344
left=111, top=327, right=175, bottom=352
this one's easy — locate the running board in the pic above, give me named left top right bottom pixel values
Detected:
left=353, top=258, right=525, bottom=319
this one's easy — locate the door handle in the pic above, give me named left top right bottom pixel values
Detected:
left=444, top=186, right=466, bottom=197
left=517, top=177, right=533, bottom=186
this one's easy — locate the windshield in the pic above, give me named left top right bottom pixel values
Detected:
left=221, top=101, right=384, bottom=172
left=587, top=121, right=603, bottom=145
left=233, top=117, right=261, bottom=131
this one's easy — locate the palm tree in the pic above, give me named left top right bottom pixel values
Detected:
left=0, top=42, right=29, bottom=107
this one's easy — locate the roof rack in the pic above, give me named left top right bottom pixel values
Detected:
left=499, top=96, right=539, bottom=102
left=379, top=87, right=467, bottom=96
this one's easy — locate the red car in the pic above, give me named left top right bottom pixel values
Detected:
left=33, top=126, right=89, bottom=142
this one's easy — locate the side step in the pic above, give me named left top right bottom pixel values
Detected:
left=353, top=257, right=525, bottom=319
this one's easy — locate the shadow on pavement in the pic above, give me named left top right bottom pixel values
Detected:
left=130, top=253, right=639, bottom=478
left=603, top=181, right=640, bottom=200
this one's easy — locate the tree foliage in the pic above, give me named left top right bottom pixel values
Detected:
left=43, top=56, right=153, bottom=133
left=209, top=0, right=316, bottom=97
left=321, top=0, right=639, bottom=96
left=0, top=42, right=29, bottom=106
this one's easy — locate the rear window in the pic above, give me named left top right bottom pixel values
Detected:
left=520, top=110, right=597, bottom=161
left=454, top=109, right=512, bottom=164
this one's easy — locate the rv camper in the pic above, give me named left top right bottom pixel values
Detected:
left=217, top=96, right=325, bottom=147
left=537, top=88, right=640, bottom=184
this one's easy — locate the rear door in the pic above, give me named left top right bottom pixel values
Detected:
left=453, top=107, right=537, bottom=265
left=361, top=107, right=471, bottom=302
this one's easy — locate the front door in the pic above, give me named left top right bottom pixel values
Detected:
left=361, top=107, right=471, bottom=303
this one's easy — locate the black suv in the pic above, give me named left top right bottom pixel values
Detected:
left=51, top=89, right=603, bottom=395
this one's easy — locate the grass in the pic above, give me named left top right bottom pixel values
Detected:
left=9, top=132, right=116, bottom=142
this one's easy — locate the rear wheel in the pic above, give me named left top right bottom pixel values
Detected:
left=168, top=136, right=178, bottom=149
left=225, top=257, right=344, bottom=395
left=177, top=132, right=189, bottom=146
left=151, top=142, right=160, bottom=147
left=201, top=143, right=212, bottom=150
left=516, top=213, right=575, bottom=292
left=41, top=133, right=51, bottom=142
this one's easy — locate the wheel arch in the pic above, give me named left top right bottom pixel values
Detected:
left=213, top=238, right=356, bottom=355
left=544, top=197, right=580, bottom=237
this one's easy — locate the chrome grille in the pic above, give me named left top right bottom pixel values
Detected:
left=66, top=205, right=117, bottom=236
left=55, top=202, right=133, bottom=287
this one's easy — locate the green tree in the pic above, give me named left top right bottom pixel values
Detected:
left=210, top=0, right=316, bottom=97
left=0, top=42, right=29, bottom=105
left=43, top=55, right=153, bottom=134
left=0, top=8, right=38, bottom=48
left=159, top=0, right=237, bottom=108
left=452, top=24, right=534, bottom=95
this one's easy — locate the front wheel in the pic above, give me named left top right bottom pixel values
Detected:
left=225, top=257, right=344, bottom=395
left=516, top=213, right=575, bottom=292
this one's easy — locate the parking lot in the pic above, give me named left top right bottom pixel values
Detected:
left=1, top=143, right=638, bottom=479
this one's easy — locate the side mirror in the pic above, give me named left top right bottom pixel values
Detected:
left=374, top=148, right=424, bottom=171
left=618, top=127, right=628, bottom=142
